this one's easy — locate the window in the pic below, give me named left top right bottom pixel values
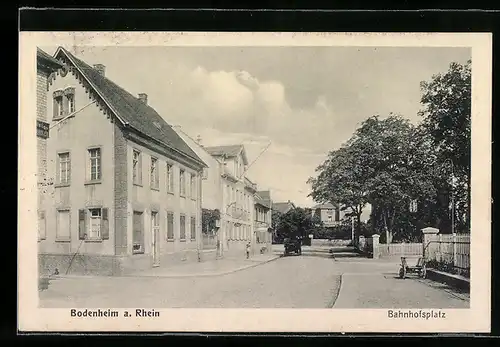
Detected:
left=88, top=148, right=101, bottom=181
left=190, top=217, right=196, bottom=240
left=190, top=174, right=196, bottom=199
left=166, top=212, right=174, bottom=240
left=56, top=210, right=71, bottom=240
left=53, top=95, right=64, bottom=119
left=335, top=207, right=340, bottom=222
left=166, top=163, right=174, bottom=192
left=78, top=208, right=109, bottom=241
left=133, top=211, right=144, bottom=253
left=58, top=152, right=71, bottom=184
left=150, top=157, right=159, bottom=189
left=67, top=93, right=75, bottom=114
left=180, top=215, right=186, bottom=240
left=38, top=210, right=46, bottom=240
left=88, top=208, right=101, bottom=239
left=179, top=169, right=186, bottom=196
left=133, top=150, right=142, bottom=185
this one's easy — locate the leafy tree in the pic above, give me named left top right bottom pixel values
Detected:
left=418, top=60, right=471, bottom=233
left=307, top=142, right=370, bottom=241
left=201, top=208, right=220, bottom=234
left=275, top=207, right=322, bottom=241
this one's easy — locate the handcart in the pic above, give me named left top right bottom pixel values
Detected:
left=398, top=256, right=427, bottom=279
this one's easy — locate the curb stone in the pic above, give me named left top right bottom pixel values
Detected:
left=53, top=255, right=283, bottom=280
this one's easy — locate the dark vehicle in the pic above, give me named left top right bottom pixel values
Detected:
left=284, top=237, right=302, bottom=256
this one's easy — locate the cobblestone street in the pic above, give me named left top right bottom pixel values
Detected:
left=39, top=255, right=469, bottom=309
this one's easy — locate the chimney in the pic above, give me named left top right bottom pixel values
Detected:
left=196, top=135, right=203, bottom=146
left=138, top=93, right=148, bottom=105
left=93, top=64, right=105, bottom=77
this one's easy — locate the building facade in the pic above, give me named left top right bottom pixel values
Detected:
left=38, top=47, right=207, bottom=276
left=37, top=48, right=63, bottom=246
left=254, top=190, right=273, bottom=253
left=204, top=145, right=258, bottom=258
left=311, top=203, right=345, bottom=227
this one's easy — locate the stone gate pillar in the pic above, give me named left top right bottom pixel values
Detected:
left=422, top=227, right=439, bottom=261
left=372, top=234, right=380, bottom=259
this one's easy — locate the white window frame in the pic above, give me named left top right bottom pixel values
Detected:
left=190, top=173, right=196, bottom=199
left=88, top=147, right=102, bottom=181
left=55, top=95, right=64, bottom=119
left=179, top=169, right=186, bottom=197
left=67, top=93, right=75, bottom=114
left=133, top=149, right=142, bottom=185
left=166, top=163, right=174, bottom=193
left=150, top=156, right=159, bottom=190
left=58, top=152, right=71, bottom=184
left=88, top=208, right=102, bottom=240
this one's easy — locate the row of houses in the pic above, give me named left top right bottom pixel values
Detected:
left=36, top=47, right=274, bottom=276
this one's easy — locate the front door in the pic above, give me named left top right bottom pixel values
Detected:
left=151, top=212, right=160, bottom=267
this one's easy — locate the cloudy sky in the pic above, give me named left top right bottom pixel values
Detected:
left=43, top=46, right=470, bottom=207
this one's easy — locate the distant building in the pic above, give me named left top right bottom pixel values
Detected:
left=311, top=202, right=346, bottom=228
left=38, top=47, right=207, bottom=276
left=204, top=145, right=258, bottom=257
left=272, top=201, right=296, bottom=215
left=254, top=190, right=273, bottom=253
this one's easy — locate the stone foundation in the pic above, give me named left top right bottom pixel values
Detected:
left=39, top=249, right=218, bottom=277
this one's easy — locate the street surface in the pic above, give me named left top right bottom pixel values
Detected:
left=39, top=254, right=469, bottom=309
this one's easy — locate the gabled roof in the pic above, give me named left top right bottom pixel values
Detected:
left=37, top=48, right=63, bottom=71
left=312, top=202, right=336, bottom=209
left=204, top=144, right=248, bottom=165
left=255, top=190, right=272, bottom=209
left=54, top=47, right=206, bottom=168
left=273, top=201, right=295, bottom=214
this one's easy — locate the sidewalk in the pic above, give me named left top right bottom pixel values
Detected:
left=124, top=253, right=281, bottom=278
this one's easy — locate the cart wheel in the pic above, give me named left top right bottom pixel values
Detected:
left=421, top=264, right=427, bottom=279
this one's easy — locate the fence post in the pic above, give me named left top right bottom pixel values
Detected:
left=421, top=227, right=439, bottom=262
left=438, top=234, right=442, bottom=262
left=372, top=234, right=380, bottom=259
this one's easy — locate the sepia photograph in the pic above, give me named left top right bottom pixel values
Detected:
left=19, top=32, right=491, bottom=333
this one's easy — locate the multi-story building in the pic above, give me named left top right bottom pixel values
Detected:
left=37, top=48, right=63, bottom=244
left=38, top=47, right=207, bottom=276
left=204, top=145, right=258, bottom=257
left=254, top=190, right=273, bottom=253
left=311, top=202, right=344, bottom=227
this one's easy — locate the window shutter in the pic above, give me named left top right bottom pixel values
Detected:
left=79, top=209, right=87, bottom=240
left=101, top=208, right=109, bottom=240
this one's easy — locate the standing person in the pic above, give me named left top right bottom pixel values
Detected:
left=246, top=241, right=251, bottom=259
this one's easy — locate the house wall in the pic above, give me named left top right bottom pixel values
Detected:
left=124, top=139, right=203, bottom=271
left=39, top=67, right=117, bottom=275
left=221, top=156, right=256, bottom=258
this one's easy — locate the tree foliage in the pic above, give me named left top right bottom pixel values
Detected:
left=418, top=60, right=471, bottom=233
left=308, top=60, right=472, bottom=242
left=201, top=208, right=221, bottom=234
left=274, top=207, right=322, bottom=241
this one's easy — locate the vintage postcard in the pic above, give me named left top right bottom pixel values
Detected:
left=18, top=32, right=491, bottom=333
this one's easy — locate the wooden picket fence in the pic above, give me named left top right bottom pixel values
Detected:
left=377, top=242, right=423, bottom=257
left=428, top=233, right=470, bottom=271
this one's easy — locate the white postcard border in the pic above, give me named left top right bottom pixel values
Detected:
left=18, top=32, right=492, bottom=333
